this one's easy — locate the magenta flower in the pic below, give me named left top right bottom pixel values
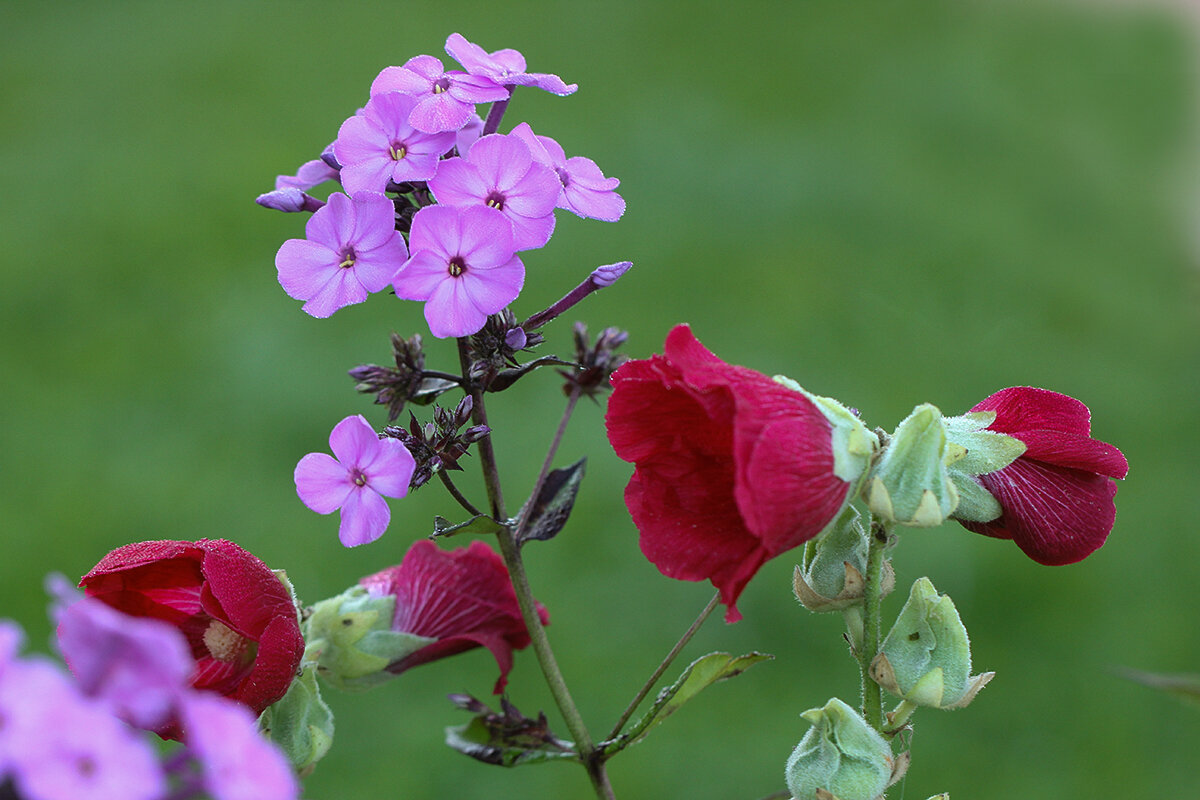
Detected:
left=606, top=325, right=854, bottom=622
left=359, top=540, right=549, bottom=693
left=275, top=191, right=408, bottom=318
left=511, top=122, right=625, bottom=221
left=429, top=133, right=560, bottom=250
left=180, top=692, right=299, bottom=800
left=295, top=414, right=417, bottom=546
left=445, top=32, right=577, bottom=95
left=952, top=387, right=1128, bottom=565
left=371, top=55, right=508, bottom=134
left=393, top=204, right=525, bottom=338
left=334, top=93, right=457, bottom=194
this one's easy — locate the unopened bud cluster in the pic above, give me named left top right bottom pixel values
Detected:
left=384, top=396, right=489, bottom=489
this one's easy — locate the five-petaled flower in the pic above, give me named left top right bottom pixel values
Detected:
left=511, top=122, right=625, bottom=222
left=275, top=191, right=409, bottom=318
left=360, top=540, right=548, bottom=693
left=335, top=93, right=457, bottom=194
left=371, top=55, right=509, bottom=134
left=294, top=414, right=417, bottom=547
left=606, top=324, right=859, bottom=622
left=951, top=387, right=1128, bottom=565
left=444, top=32, right=578, bottom=95
left=393, top=204, right=525, bottom=338
left=78, top=539, right=305, bottom=730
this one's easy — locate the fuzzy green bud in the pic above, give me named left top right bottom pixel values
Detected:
left=866, top=404, right=959, bottom=527
left=793, top=508, right=895, bottom=613
left=303, top=586, right=436, bottom=691
left=258, top=663, right=334, bottom=774
left=785, top=697, right=897, bottom=800
left=870, top=578, right=993, bottom=710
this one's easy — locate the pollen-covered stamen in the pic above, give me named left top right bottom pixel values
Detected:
left=447, top=256, right=467, bottom=277
left=555, top=166, right=571, bottom=188
left=484, top=191, right=505, bottom=211
left=433, top=76, right=451, bottom=94
left=389, top=141, right=408, bottom=161
left=338, top=247, right=357, bottom=269
left=351, top=468, right=368, bottom=487
left=203, top=619, right=252, bottom=663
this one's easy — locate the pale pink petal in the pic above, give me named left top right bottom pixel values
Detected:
left=294, top=452, right=353, bottom=514
left=328, top=414, right=379, bottom=467
left=305, top=192, right=355, bottom=249
left=338, top=487, right=391, bottom=547
left=428, top=157, right=489, bottom=207
left=276, top=239, right=337, bottom=301
left=461, top=255, right=524, bottom=314
left=424, top=277, right=487, bottom=338
left=468, top=134, right=533, bottom=191
left=362, top=439, right=416, bottom=498
left=456, top=205, right=515, bottom=266
left=300, top=267, right=368, bottom=318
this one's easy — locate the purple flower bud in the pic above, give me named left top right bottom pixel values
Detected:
left=590, top=261, right=632, bottom=288
left=505, top=327, right=528, bottom=350
left=255, top=188, right=325, bottom=213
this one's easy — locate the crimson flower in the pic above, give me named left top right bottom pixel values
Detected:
left=606, top=324, right=855, bottom=622
left=952, top=387, right=1128, bottom=565
left=359, top=540, right=547, bottom=693
left=78, top=540, right=304, bottom=730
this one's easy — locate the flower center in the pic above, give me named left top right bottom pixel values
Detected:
left=203, top=619, right=251, bottom=663
left=555, top=166, right=570, bottom=188
left=447, top=257, right=467, bottom=277
left=485, top=191, right=505, bottom=211
left=339, top=247, right=357, bottom=269
left=389, top=141, right=408, bottom=161
left=351, top=468, right=368, bottom=487
left=433, top=76, right=451, bottom=94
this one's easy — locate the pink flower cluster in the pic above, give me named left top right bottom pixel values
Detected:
left=266, top=33, right=625, bottom=338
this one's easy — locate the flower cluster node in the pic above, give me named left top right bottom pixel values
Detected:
left=385, top=397, right=489, bottom=490
left=349, top=332, right=459, bottom=421
left=561, top=321, right=628, bottom=398
left=466, top=309, right=544, bottom=389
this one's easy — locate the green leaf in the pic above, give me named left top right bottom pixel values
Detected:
left=431, top=514, right=507, bottom=539
left=517, top=457, right=586, bottom=545
left=444, top=695, right=576, bottom=767
left=1120, top=668, right=1200, bottom=707
left=607, top=651, right=772, bottom=753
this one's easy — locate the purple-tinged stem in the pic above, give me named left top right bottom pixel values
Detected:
left=482, top=87, right=515, bottom=136
left=522, top=262, right=632, bottom=332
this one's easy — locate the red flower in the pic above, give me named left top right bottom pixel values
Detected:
left=359, top=540, right=548, bottom=693
left=952, top=387, right=1128, bottom=565
left=79, top=539, right=304, bottom=726
left=605, top=324, right=854, bottom=622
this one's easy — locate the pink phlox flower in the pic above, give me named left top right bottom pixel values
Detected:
left=445, top=32, right=577, bottom=95
left=360, top=540, right=549, bottom=693
left=275, top=191, right=408, bottom=318
left=393, top=204, right=525, bottom=339
left=510, top=122, right=624, bottom=221
left=52, top=576, right=193, bottom=731
left=0, top=655, right=165, bottom=800
left=295, top=414, right=417, bottom=547
left=371, top=55, right=508, bottom=134
left=274, top=158, right=338, bottom=191
left=179, top=691, right=299, bottom=800
left=335, top=93, right=457, bottom=194
left=429, top=133, right=560, bottom=250
left=953, top=387, right=1128, bottom=565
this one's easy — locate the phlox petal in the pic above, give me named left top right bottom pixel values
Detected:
left=300, top=268, right=369, bottom=318
left=371, top=61, right=433, bottom=95
left=276, top=239, right=337, bottom=301
left=428, top=157, right=490, bottom=207
left=357, top=438, right=415, bottom=497
left=181, top=692, right=299, bottom=800
left=467, top=134, right=534, bottom=192
left=410, top=93, right=473, bottom=134
left=338, top=487, right=391, bottom=547
left=305, top=192, right=355, bottom=249
left=394, top=251, right=455, bottom=300
left=294, top=453, right=353, bottom=514
left=456, top=205, right=516, bottom=265
left=328, top=414, right=381, bottom=467
left=460, top=254, right=524, bottom=313
left=424, top=278, right=488, bottom=339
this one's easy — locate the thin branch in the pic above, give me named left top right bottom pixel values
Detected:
left=437, top=470, right=483, bottom=518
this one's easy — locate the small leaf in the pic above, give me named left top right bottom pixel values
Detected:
left=431, top=514, right=507, bottom=540
left=411, top=376, right=459, bottom=405
left=517, top=458, right=586, bottom=545
left=1120, top=668, right=1200, bottom=707
left=607, top=651, right=772, bottom=753
left=444, top=694, right=576, bottom=767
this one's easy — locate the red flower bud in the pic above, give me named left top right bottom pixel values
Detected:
left=952, top=387, right=1128, bottom=565
left=359, top=540, right=548, bottom=693
left=605, top=324, right=854, bottom=622
left=78, top=539, right=304, bottom=729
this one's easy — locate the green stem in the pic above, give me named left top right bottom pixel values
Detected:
left=456, top=338, right=612, bottom=800
left=606, top=591, right=720, bottom=742
left=858, top=516, right=889, bottom=731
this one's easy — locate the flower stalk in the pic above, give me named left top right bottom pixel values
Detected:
left=858, top=517, right=889, bottom=732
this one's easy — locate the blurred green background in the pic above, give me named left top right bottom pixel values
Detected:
left=3, top=0, right=1198, bottom=797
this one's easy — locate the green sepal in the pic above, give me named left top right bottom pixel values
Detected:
left=945, top=469, right=1002, bottom=523
left=774, top=376, right=878, bottom=486
left=605, top=652, right=772, bottom=754
left=870, top=578, right=993, bottom=710
left=866, top=404, right=959, bottom=528
left=258, top=662, right=334, bottom=774
left=794, top=507, right=895, bottom=613
left=303, top=586, right=436, bottom=691
left=444, top=694, right=576, bottom=767
left=943, top=412, right=1026, bottom=476
left=785, top=697, right=897, bottom=800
